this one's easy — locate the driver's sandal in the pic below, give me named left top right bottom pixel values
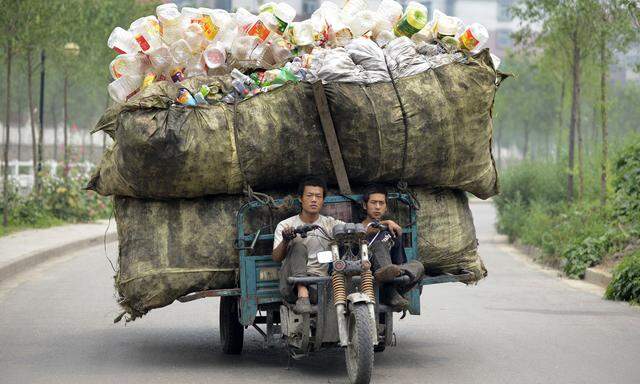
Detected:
left=293, top=297, right=312, bottom=314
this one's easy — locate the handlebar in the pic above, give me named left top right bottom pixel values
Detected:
left=293, top=224, right=321, bottom=238
left=366, top=221, right=388, bottom=232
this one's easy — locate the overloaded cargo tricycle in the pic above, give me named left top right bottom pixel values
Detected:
left=177, top=193, right=474, bottom=384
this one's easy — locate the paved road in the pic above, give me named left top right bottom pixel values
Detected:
left=1, top=202, right=639, bottom=384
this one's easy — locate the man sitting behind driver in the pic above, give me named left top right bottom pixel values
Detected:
left=361, top=184, right=425, bottom=311
left=272, top=176, right=342, bottom=314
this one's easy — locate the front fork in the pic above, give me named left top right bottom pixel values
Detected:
left=332, top=242, right=378, bottom=347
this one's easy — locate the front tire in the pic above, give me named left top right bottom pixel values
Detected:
left=345, top=303, right=374, bottom=384
left=220, top=296, right=244, bottom=354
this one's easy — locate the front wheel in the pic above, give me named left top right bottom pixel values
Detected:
left=345, top=303, right=374, bottom=384
left=220, top=296, right=244, bottom=354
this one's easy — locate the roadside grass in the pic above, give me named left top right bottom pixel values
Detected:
left=0, top=173, right=112, bottom=237
left=495, top=136, right=640, bottom=302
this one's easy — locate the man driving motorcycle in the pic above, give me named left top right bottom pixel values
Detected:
left=361, top=184, right=425, bottom=311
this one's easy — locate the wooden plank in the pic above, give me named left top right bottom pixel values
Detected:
left=312, top=81, right=352, bottom=195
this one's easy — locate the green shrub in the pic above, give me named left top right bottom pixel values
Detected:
left=495, top=160, right=566, bottom=209
left=563, top=226, right=629, bottom=278
left=605, top=251, right=640, bottom=305
left=612, top=136, right=640, bottom=225
left=0, top=172, right=111, bottom=236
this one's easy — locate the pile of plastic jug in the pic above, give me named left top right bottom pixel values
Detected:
left=106, top=1, right=495, bottom=105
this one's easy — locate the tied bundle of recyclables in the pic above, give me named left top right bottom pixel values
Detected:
left=93, top=1, right=505, bottom=320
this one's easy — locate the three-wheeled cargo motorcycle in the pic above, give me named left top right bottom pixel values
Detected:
left=177, top=193, right=474, bottom=384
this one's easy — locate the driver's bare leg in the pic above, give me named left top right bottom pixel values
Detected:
left=279, top=242, right=312, bottom=314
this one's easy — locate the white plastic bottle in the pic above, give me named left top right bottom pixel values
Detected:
left=323, top=6, right=352, bottom=46
left=170, top=39, right=193, bottom=65
left=349, top=10, right=377, bottom=37
left=203, top=42, right=227, bottom=69
left=342, top=0, right=367, bottom=21
left=109, top=53, right=146, bottom=79
left=108, top=27, right=139, bottom=54
left=156, top=3, right=184, bottom=45
left=147, top=46, right=172, bottom=71
left=458, top=23, right=489, bottom=52
left=274, top=3, right=296, bottom=34
left=431, top=10, right=463, bottom=38
left=184, top=23, right=206, bottom=52
left=129, top=16, right=163, bottom=52
left=108, top=75, right=143, bottom=103
left=376, top=0, right=403, bottom=25
left=290, top=20, right=315, bottom=46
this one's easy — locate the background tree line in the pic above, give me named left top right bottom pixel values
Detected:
left=493, top=0, right=640, bottom=303
left=494, top=0, right=639, bottom=204
left=0, top=0, right=159, bottom=227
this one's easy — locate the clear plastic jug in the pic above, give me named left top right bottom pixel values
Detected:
left=184, top=23, right=206, bottom=52
left=109, top=53, right=147, bottom=79
left=108, top=75, right=143, bottom=103
left=147, top=46, right=172, bottom=71
left=156, top=3, right=184, bottom=45
left=203, top=43, right=227, bottom=69
left=130, top=16, right=162, bottom=52
left=377, top=0, right=403, bottom=25
left=289, top=21, right=314, bottom=46
left=342, top=0, right=367, bottom=21
left=349, top=10, right=377, bottom=37
left=170, top=39, right=193, bottom=65
left=108, top=27, right=139, bottom=54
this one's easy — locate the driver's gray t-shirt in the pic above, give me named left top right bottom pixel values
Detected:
left=273, top=214, right=344, bottom=276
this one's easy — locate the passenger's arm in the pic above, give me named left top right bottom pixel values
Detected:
left=381, top=219, right=402, bottom=238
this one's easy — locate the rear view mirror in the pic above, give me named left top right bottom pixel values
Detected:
left=317, top=251, right=333, bottom=264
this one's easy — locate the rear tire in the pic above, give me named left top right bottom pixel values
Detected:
left=345, top=303, right=374, bottom=384
left=220, top=296, right=244, bottom=354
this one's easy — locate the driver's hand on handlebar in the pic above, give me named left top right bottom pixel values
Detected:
left=282, top=226, right=296, bottom=242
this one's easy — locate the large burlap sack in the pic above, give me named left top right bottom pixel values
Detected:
left=414, top=187, right=487, bottom=281
left=90, top=50, right=500, bottom=199
left=325, top=50, right=498, bottom=199
left=89, top=77, right=333, bottom=199
left=114, top=195, right=241, bottom=320
left=114, top=193, right=302, bottom=320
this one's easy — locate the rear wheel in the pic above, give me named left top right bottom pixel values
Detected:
left=345, top=303, right=374, bottom=384
left=220, top=296, right=244, bottom=354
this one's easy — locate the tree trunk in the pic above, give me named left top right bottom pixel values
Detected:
left=17, top=101, right=22, bottom=161
left=523, top=125, right=530, bottom=160
left=51, top=100, right=58, bottom=161
left=63, top=75, right=69, bottom=180
left=37, top=49, right=45, bottom=193
left=600, top=39, right=609, bottom=206
left=3, top=42, right=13, bottom=227
left=591, top=105, right=597, bottom=144
left=556, top=79, right=566, bottom=162
left=27, top=50, right=38, bottom=189
left=577, top=110, right=584, bottom=201
left=568, top=31, right=581, bottom=204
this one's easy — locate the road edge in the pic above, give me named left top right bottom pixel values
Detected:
left=0, top=231, right=118, bottom=281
